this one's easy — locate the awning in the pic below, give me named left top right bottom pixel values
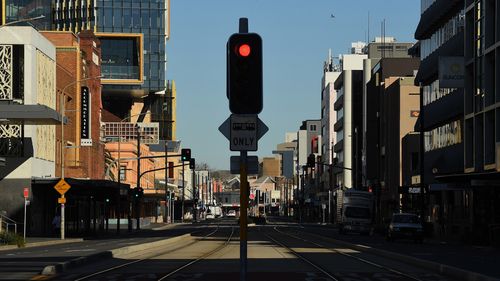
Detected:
left=0, top=104, right=64, bottom=125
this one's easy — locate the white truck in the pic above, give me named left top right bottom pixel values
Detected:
left=337, top=189, right=374, bottom=235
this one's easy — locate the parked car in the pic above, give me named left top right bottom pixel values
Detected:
left=227, top=210, right=236, bottom=218
left=386, top=213, right=423, bottom=243
left=206, top=209, right=215, bottom=219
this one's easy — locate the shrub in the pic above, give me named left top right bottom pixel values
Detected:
left=0, top=231, right=25, bottom=248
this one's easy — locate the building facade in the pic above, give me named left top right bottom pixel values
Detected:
left=0, top=26, right=59, bottom=222
left=333, top=54, right=367, bottom=189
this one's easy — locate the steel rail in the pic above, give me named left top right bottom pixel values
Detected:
left=73, top=225, right=220, bottom=281
left=263, top=228, right=339, bottom=281
left=157, top=226, right=235, bottom=280
left=274, top=226, right=425, bottom=281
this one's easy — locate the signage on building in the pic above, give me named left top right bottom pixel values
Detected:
left=439, top=57, right=464, bottom=88
left=80, top=87, right=92, bottom=146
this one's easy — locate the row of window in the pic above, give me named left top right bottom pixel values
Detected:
left=421, top=0, right=436, bottom=14
left=424, top=120, right=462, bottom=152
left=420, top=10, right=464, bottom=60
left=423, top=79, right=457, bottom=106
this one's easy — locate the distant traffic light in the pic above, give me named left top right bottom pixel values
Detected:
left=189, top=158, right=196, bottom=170
left=181, top=148, right=191, bottom=161
left=227, top=32, right=263, bottom=114
left=307, top=154, right=315, bottom=168
left=168, top=161, right=174, bottom=178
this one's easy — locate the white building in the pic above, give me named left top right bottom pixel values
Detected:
left=0, top=26, right=60, bottom=217
left=333, top=53, right=367, bottom=189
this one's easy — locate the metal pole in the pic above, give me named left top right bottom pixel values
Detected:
left=239, top=151, right=248, bottom=281
left=23, top=198, right=27, bottom=240
left=165, top=142, right=168, bottom=223
left=60, top=92, right=65, bottom=240
left=328, top=190, right=331, bottom=223
left=117, top=122, right=121, bottom=234
left=136, top=127, right=141, bottom=230
left=181, top=162, right=185, bottom=223
left=193, top=168, right=197, bottom=222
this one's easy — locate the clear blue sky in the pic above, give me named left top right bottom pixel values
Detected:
left=166, top=0, right=420, bottom=170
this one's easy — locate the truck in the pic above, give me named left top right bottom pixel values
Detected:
left=337, top=189, right=374, bottom=235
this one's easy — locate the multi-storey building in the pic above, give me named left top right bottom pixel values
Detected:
left=320, top=50, right=340, bottom=191
left=462, top=0, right=500, bottom=244
left=364, top=58, right=420, bottom=219
left=333, top=53, right=367, bottom=189
left=0, top=26, right=60, bottom=223
left=415, top=0, right=469, bottom=241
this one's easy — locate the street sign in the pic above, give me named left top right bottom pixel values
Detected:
left=230, top=156, right=259, bottom=174
left=58, top=197, right=66, bottom=204
left=54, top=179, right=71, bottom=195
left=23, top=187, right=29, bottom=198
left=230, top=114, right=257, bottom=151
left=218, top=114, right=268, bottom=151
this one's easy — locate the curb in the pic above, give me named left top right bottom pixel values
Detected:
left=329, top=238, right=500, bottom=281
left=0, top=238, right=83, bottom=252
left=40, top=233, right=192, bottom=276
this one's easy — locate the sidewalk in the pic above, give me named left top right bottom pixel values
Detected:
left=0, top=221, right=182, bottom=251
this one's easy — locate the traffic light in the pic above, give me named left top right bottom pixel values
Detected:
left=168, top=161, right=174, bottom=178
left=227, top=32, right=263, bottom=114
left=189, top=158, right=195, bottom=169
left=181, top=148, right=191, bottom=161
left=307, top=154, right=315, bottom=168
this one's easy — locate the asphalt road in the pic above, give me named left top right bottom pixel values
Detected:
left=38, top=218, right=457, bottom=281
left=1, top=217, right=498, bottom=281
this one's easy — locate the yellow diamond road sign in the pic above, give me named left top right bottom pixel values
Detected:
left=54, top=179, right=71, bottom=195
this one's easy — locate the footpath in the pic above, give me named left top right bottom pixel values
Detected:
left=0, top=222, right=194, bottom=279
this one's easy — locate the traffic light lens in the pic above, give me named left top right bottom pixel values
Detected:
left=238, top=44, right=251, bottom=57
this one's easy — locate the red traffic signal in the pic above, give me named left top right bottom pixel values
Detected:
left=227, top=33, right=263, bottom=114
left=238, top=44, right=251, bottom=57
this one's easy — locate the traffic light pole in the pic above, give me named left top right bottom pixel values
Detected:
left=239, top=151, right=248, bottom=281
left=136, top=127, right=141, bottom=230
left=181, top=162, right=185, bottom=223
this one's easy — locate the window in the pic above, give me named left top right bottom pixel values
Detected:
left=411, top=152, right=419, bottom=172
left=119, top=166, right=127, bottom=181
left=424, top=120, right=462, bottom=152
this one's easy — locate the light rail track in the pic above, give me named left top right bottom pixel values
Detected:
left=157, top=226, right=235, bottom=280
left=272, top=226, right=426, bottom=281
left=73, top=225, right=231, bottom=281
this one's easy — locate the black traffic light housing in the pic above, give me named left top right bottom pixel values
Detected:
left=181, top=148, right=191, bottom=161
left=307, top=153, right=315, bottom=168
left=189, top=158, right=196, bottom=169
left=227, top=32, right=263, bottom=114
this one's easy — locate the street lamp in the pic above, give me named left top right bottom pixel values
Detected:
left=59, top=75, right=102, bottom=240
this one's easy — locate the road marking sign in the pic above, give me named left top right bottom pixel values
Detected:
left=54, top=179, right=71, bottom=195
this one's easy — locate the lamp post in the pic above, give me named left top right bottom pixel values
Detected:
left=59, top=75, right=102, bottom=240
left=117, top=112, right=158, bottom=231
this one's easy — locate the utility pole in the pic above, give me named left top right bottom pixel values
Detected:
left=136, top=126, right=141, bottom=230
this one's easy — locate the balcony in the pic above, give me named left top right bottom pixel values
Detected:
left=334, top=117, right=344, bottom=132
left=334, top=95, right=344, bottom=111
left=422, top=88, right=464, bottom=131
left=334, top=139, right=344, bottom=153
left=415, top=0, right=463, bottom=40
left=415, top=31, right=464, bottom=85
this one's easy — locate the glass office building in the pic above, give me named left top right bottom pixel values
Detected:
left=2, top=0, right=172, bottom=139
